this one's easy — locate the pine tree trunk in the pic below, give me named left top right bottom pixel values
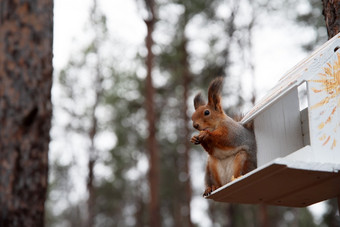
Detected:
left=86, top=12, right=101, bottom=226
left=322, top=0, right=340, bottom=39
left=181, top=36, right=193, bottom=227
left=259, top=204, right=268, bottom=227
left=87, top=158, right=95, bottom=227
left=144, top=1, right=161, bottom=225
left=87, top=68, right=100, bottom=227
left=0, top=0, right=53, bottom=226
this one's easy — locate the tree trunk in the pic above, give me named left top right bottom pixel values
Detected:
left=180, top=36, right=193, bottom=227
left=259, top=204, right=268, bottom=227
left=322, top=0, right=340, bottom=39
left=144, top=1, right=161, bottom=225
left=86, top=1, right=101, bottom=224
left=0, top=0, right=53, bottom=226
left=87, top=158, right=95, bottom=227
left=86, top=61, right=101, bottom=227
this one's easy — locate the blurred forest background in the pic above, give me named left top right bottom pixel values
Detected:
left=2, top=0, right=338, bottom=226
left=47, top=0, right=340, bottom=226
left=45, top=0, right=340, bottom=226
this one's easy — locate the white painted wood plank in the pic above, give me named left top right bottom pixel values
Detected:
left=307, top=52, right=340, bottom=160
left=300, top=108, right=310, bottom=146
left=254, top=88, right=303, bottom=166
left=275, top=145, right=340, bottom=172
left=207, top=160, right=340, bottom=207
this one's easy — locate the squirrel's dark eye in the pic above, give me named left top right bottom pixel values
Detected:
left=204, top=110, right=210, bottom=116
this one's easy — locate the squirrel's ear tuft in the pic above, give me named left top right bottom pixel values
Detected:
left=208, top=77, right=224, bottom=113
left=194, top=92, right=206, bottom=110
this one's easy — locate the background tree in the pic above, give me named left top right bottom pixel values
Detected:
left=84, top=1, right=106, bottom=226
left=142, top=0, right=161, bottom=226
left=48, top=1, right=149, bottom=225
left=0, top=0, right=53, bottom=226
left=47, top=0, right=117, bottom=225
left=294, top=0, right=327, bottom=51
left=322, top=0, right=340, bottom=39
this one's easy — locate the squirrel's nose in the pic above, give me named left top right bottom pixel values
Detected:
left=193, top=123, right=199, bottom=129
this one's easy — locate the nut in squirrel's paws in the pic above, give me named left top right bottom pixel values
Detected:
left=190, top=135, right=200, bottom=145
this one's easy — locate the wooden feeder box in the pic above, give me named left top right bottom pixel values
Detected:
left=207, top=33, right=340, bottom=208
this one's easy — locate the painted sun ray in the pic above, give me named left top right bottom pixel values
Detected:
left=331, top=139, right=337, bottom=149
left=310, top=52, right=340, bottom=150
left=322, top=135, right=331, bottom=146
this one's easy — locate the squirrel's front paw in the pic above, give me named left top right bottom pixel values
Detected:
left=190, top=135, right=200, bottom=145
left=203, top=187, right=212, bottom=197
left=203, top=185, right=218, bottom=197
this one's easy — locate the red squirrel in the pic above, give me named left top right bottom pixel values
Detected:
left=190, top=77, right=257, bottom=196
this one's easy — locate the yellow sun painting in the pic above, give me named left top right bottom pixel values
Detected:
left=310, top=52, right=340, bottom=149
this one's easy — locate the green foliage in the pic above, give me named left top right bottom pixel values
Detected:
left=45, top=159, right=74, bottom=226
left=102, top=62, right=165, bottom=226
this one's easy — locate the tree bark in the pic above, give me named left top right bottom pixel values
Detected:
left=87, top=158, right=95, bottom=227
left=144, top=0, right=161, bottom=225
left=86, top=54, right=101, bottom=227
left=322, top=0, right=340, bottom=39
left=259, top=204, right=268, bottom=227
left=0, top=0, right=53, bottom=226
left=180, top=36, right=193, bottom=227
